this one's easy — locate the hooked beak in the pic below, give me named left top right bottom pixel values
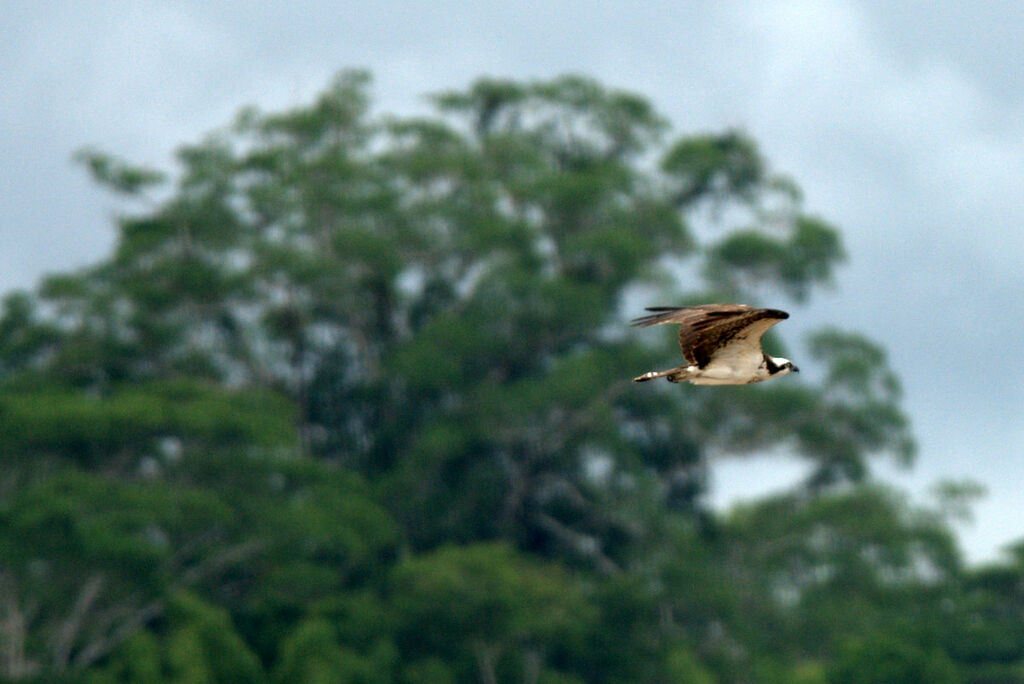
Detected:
left=791, top=365, right=800, bottom=373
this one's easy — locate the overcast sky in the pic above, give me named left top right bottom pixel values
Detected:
left=3, top=0, right=1022, bottom=563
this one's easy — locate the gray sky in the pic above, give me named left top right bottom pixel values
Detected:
left=3, top=0, right=1022, bottom=563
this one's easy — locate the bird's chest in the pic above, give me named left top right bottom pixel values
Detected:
left=704, top=341, right=763, bottom=377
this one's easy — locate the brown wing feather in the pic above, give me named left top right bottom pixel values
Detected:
left=631, top=304, right=788, bottom=368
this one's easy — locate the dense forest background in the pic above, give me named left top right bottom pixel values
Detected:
left=1, top=71, right=1021, bottom=683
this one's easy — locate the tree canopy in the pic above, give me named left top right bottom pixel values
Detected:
left=0, top=70, right=1019, bottom=683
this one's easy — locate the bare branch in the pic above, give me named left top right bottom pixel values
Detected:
left=533, top=513, right=620, bottom=576
left=179, top=539, right=265, bottom=585
left=51, top=573, right=105, bottom=669
left=71, top=600, right=164, bottom=670
left=0, top=571, right=37, bottom=680
left=473, top=641, right=500, bottom=684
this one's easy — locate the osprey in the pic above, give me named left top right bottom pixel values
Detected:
left=631, top=304, right=799, bottom=385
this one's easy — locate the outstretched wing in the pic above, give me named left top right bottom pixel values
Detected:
left=631, top=304, right=788, bottom=368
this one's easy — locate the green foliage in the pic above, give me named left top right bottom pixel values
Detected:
left=272, top=618, right=396, bottom=684
left=0, top=469, right=233, bottom=677
left=165, top=592, right=266, bottom=683
left=706, top=216, right=845, bottom=301
left=666, top=645, right=717, bottom=684
left=0, top=380, right=296, bottom=468
left=84, top=593, right=265, bottom=684
left=74, top=147, right=166, bottom=196
left=722, top=485, right=961, bottom=660
left=829, top=634, right=962, bottom=684
left=0, top=385, right=394, bottom=678
left=84, top=632, right=163, bottom=684
left=390, top=543, right=587, bottom=648
left=662, top=130, right=764, bottom=207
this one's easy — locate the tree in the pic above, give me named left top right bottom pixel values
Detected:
left=0, top=381, right=397, bottom=678
left=940, top=543, right=1024, bottom=681
left=718, top=486, right=960, bottom=673
left=0, top=70, right=932, bottom=681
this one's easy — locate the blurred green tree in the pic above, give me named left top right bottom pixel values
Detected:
left=0, top=400, right=397, bottom=678
left=0, top=70, right=954, bottom=682
left=83, top=592, right=265, bottom=684
left=939, top=542, right=1024, bottom=681
left=1, top=73, right=911, bottom=539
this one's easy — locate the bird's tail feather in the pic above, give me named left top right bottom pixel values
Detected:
left=633, top=367, right=685, bottom=383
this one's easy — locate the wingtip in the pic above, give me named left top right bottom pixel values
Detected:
left=632, top=304, right=790, bottom=326
left=630, top=306, right=684, bottom=327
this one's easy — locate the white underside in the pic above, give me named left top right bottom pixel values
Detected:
left=633, top=358, right=772, bottom=385
left=686, top=365, right=768, bottom=385
left=684, top=361, right=770, bottom=385
left=687, top=344, right=768, bottom=384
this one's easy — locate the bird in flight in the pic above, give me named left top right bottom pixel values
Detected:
left=631, top=304, right=798, bottom=385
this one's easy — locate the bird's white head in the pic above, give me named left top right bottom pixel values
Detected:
left=768, top=356, right=799, bottom=376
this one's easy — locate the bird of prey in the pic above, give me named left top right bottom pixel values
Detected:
left=631, top=304, right=798, bottom=385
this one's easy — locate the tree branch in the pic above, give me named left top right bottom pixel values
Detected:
left=0, top=572, right=37, bottom=680
left=51, top=573, right=104, bottom=669
left=533, top=512, right=620, bottom=576
left=71, top=599, right=164, bottom=670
